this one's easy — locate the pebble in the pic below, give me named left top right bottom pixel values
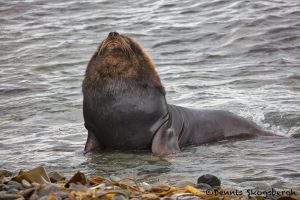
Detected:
left=197, top=174, right=221, bottom=187
left=67, top=183, right=88, bottom=190
left=20, top=188, right=35, bottom=199
left=0, top=184, right=7, bottom=191
left=48, top=171, right=65, bottom=183
left=110, top=175, right=121, bottom=182
left=28, top=193, right=39, bottom=200
left=139, top=182, right=151, bottom=191
left=277, top=197, right=297, bottom=200
left=32, top=182, right=40, bottom=187
left=37, top=196, right=48, bottom=200
left=117, top=190, right=130, bottom=198
left=176, top=196, right=198, bottom=200
left=1, top=166, right=251, bottom=200
left=37, top=183, right=62, bottom=197
left=0, top=191, right=23, bottom=200
left=170, top=193, right=198, bottom=200
left=6, top=181, right=23, bottom=190
left=55, top=191, right=69, bottom=199
left=21, top=179, right=31, bottom=188
left=112, top=194, right=129, bottom=200
left=7, top=188, right=19, bottom=194
left=41, top=194, right=62, bottom=200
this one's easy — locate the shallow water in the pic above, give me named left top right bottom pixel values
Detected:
left=0, top=0, right=300, bottom=191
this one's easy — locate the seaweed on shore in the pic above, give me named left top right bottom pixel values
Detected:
left=0, top=166, right=297, bottom=200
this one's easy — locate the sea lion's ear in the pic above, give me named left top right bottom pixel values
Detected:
left=151, top=122, right=180, bottom=156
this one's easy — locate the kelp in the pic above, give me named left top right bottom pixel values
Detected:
left=0, top=166, right=297, bottom=200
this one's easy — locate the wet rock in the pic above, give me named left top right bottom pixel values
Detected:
left=116, top=190, right=130, bottom=198
left=197, top=174, right=221, bottom=187
left=0, top=177, right=10, bottom=185
left=176, top=196, right=198, bottom=200
left=110, top=175, right=121, bottom=182
left=139, top=182, right=151, bottom=191
left=48, top=171, right=65, bottom=183
left=21, top=179, right=32, bottom=188
left=31, top=182, right=40, bottom=188
left=7, top=187, right=19, bottom=194
left=14, top=198, right=25, bottom=200
left=0, top=191, right=23, bottom=200
left=0, top=169, right=13, bottom=177
left=277, top=197, right=297, bottom=200
left=170, top=193, right=198, bottom=200
left=112, top=194, right=128, bottom=200
left=36, top=183, right=62, bottom=197
left=37, top=196, right=48, bottom=200
left=20, top=188, right=35, bottom=199
left=195, top=183, right=212, bottom=190
left=6, top=181, right=23, bottom=190
left=28, top=193, right=39, bottom=200
left=0, top=184, right=8, bottom=191
left=55, top=191, right=69, bottom=199
left=65, top=171, right=87, bottom=188
left=68, top=183, right=89, bottom=190
left=39, top=194, right=61, bottom=200
left=51, top=195, right=62, bottom=200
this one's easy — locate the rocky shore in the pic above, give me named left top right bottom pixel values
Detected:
left=0, top=166, right=297, bottom=200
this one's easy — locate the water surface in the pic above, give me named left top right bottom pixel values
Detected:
left=0, top=0, right=300, bottom=191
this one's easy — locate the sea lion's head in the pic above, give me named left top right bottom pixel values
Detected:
left=86, top=32, right=154, bottom=76
left=99, top=32, right=134, bottom=59
left=84, top=32, right=164, bottom=94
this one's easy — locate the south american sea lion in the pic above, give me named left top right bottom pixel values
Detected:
left=82, top=32, right=273, bottom=155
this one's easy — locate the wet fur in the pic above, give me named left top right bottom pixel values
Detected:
left=82, top=33, right=168, bottom=151
left=82, top=35, right=165, bottom=95
left=82, top=32, right=275, bottom=155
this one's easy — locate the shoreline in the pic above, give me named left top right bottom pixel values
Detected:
left=0, top=166, right=298, bottom=200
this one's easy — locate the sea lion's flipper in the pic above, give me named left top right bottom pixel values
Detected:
left=151, top=122, right=180, bottom=156
left=84, top=131, right=103, bottom=153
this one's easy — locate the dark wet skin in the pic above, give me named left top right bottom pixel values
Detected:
left=83, top=32, right=274, bottom=156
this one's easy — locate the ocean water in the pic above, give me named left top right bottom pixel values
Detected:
left=0, top=0, right=299, bottom=191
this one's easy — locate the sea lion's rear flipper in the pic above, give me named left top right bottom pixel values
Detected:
left=151, top=122, right=180, bottom=156
left=84, top=131, right=103, bottom=153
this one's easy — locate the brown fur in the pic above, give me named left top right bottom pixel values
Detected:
left=82, top=33, right=165, bottom=95
left=82, top=32, right=276, bottom=155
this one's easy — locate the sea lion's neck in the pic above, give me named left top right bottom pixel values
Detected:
left=83, top=69, right=165, bottom=96
left=83, top=76, right=150, bottom=96
left=83, top=51, right=165, bottom=95
left=82, top=77, right=169, bottom=150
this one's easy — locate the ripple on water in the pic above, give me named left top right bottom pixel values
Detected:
left=0, top=0, right=300, bottom=190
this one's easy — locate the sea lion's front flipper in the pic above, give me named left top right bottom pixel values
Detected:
left=84, top=131, right=103, bottom=153
left=151, top=122, right=180, bottom=156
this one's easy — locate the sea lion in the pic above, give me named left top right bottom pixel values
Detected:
left=82, top=32, right=273, bottom=155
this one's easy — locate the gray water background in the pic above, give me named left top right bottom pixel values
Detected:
left=1, top=0, right=300, bottom=191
